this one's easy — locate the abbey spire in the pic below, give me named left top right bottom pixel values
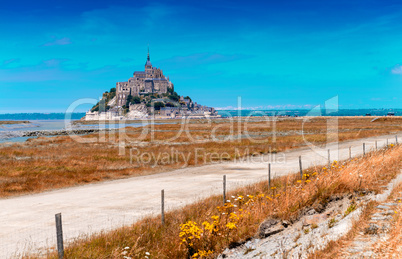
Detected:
left=145, top=46, right=152, bottom=68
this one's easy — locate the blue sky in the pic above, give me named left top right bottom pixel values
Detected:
left=1, top=0, right=402, bottom=112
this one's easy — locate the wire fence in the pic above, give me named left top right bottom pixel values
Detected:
left=0, top=134, right=400, bottom=258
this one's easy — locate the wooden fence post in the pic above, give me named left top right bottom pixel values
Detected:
left=223, top=175, right=226, bottom=205
left=55, top=213, right=64, bottom=259
left=328, top=149, right=331, bottom=168
left=349, top=146, right=351, bottom=159
left=299, top=156, right=302, bottom=179
left=161, top=189, right=165, bottom=225
left=375, top=140, right=378, bottom=150
left=363, top=143, right=365, bottom=156
left=268, top=163, right=271, bottom=189
left=396, top=135, right=398, bottom=144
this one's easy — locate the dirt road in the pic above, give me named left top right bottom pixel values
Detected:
left=0, top=134, right=400, bottom=257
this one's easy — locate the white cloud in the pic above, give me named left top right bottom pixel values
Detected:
left=44, top=37, right=71, bottom=46
left=391, top=64, right=402, bottom=74
left=3, top=58, right=20, bottom=65
left=43, top=59, right=69, bottom=67
left=79, top=3, right=179, bottom=33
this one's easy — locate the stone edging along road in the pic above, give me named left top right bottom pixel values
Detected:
left=0, top=133, right=401, bottom=257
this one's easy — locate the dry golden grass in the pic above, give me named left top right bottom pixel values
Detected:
left=0, top=117, right=401, bottom=198
left=310, top=167, right=402, bottom=258
left=37, top=144, right=402, bottom=259
left=309, top=201, right=379, bottom=259
left=371, top=183, right=402, bottom=257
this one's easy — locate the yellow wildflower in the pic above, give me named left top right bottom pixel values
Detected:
left=195, top=250, right=213, bottom=258
left=202, top=221, right=214, bottom=233
left=229, top=212, right=239, bottom=220
left=226, top=222, right=237, bottom=230
left=179, top=221, right=202, bottom=246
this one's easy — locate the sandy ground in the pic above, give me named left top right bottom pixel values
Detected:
left=0, top=133, right=400, bottom=258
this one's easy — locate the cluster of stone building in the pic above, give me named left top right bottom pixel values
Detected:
left=84, top=50, right=220, bottom=120
left=159, top=96, right=217, bottom=118
left=116, top=50, right=173, bottom=107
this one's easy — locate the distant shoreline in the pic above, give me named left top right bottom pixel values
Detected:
left=0, top=109, right=401, bottom=121
left=73, top=115, right=402, bottom=124
left=0, top=115, right=401, bottom=125
left=0, top=120, right=30, bottom=125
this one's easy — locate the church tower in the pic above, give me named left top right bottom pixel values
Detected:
left=145, top=47, right=152, bottom=76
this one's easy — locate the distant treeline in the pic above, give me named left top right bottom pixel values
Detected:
left=0, top=113, right=86, bottom=120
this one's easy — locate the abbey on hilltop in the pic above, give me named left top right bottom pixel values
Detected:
left=116, top=48, right=173, bottom=106
left=84, top=49, right=220, bottom=120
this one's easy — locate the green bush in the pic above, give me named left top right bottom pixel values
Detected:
left=168, top=93, right=179, bottom=102
left=133, top=96, right=141, bottom=104
left=153, top=102, right=165, bottom=110
left=91, top=102, right=99, bottom=112
left=126, top=94, right=134, bottom=107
